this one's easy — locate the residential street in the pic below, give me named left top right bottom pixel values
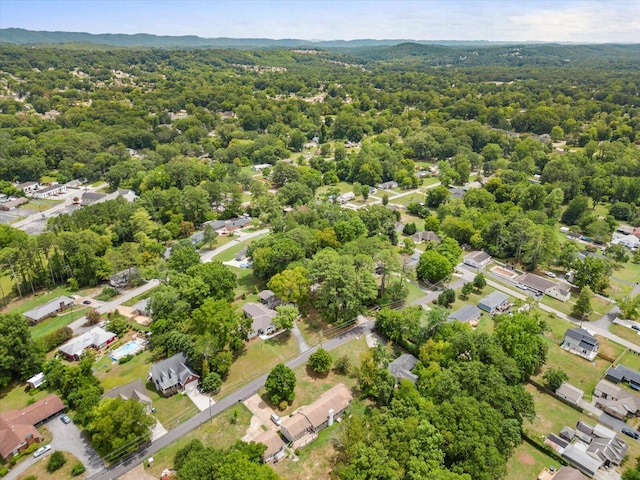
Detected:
left=87, top=319, right=374, bottom=480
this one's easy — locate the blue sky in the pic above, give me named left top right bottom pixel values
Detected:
left=1, top=0, right=638, bottom=42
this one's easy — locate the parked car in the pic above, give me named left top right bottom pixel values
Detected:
left=60, top=414, right=71, bottom=424
left=544, top=271, right=556, bottom=278
left=82, top=299, right=92, bottom=305
left=270, top=413, right=282, bottom=426
left=632, top=325, right=640, bottom=332
left=516, top=283, right=528, bottom=290
left=33, top=445, right=52, bottom=458
left=622, top=427, right=639, bottom=440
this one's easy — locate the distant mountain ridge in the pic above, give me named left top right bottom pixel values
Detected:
left=0, top=28, right=566, bottom=48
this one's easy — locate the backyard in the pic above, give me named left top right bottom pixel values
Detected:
left=31, top=306, right=89, bottom=339
left=505, top=441, right=558, bottom=480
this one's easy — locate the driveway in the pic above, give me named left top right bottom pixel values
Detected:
left=186, top=388, right=213, bottom=412
left=244, top=394, right=279, bottom=432
left=47, top=414, right=103, bottom=476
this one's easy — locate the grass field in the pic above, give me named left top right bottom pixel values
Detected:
left=389, top=192, right=424, bottom=207
left=0, top=382, right=51, bottom=411
left=31, top=306, right=89, bottom=339
left=618, top=350, right=640, bottom=371
left=210, top=234, right=267, bottom=263
left=610, top=324, right=640, bottom=346
left=4, top=285, right=73, bottom=315
left=145, top=404, right=253, bottom=477
left=19, top=198, right=63, bottom=211
left=17, top=451, right=85, bottom=480
left=613, top=262, right=640, bottom=284
left=505, top=441, right=558, bottom=480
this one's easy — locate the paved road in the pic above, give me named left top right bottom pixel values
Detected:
left=88, top=319, right=374, bottom=480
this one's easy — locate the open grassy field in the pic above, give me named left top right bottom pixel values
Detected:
left=0, top=382, right=51, bottom=411
left=145, top=404, right=253, bottom=478
left=3, top=285, right=74, bottom=315
left=612, top=262, right=640, bottom=284
left=19, top=198, right=63, bottom=211
left=505, top=441, right=559, bottom=480
left=389, top=192, right=424, bottom=207
left=222, top=333, right=300, bottom=394
left=31, top=306, right=89, bottom=339
left=609, top=323, right=640, bottom=346
left=17, top=451, right=86, bottom=480
left=404, top=279, right=426, bottom=304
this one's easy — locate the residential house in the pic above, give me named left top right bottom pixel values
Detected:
left=224, top=216, right=252, bottom=232
left=566, top=232, right=582, bottom=241
left=110, top=267, right=139, bottom=288
left=58, top=327, right=117, bottom=360
left=235, top=248, right=247, bottom=262
left=605, top=364, right=640, bottom=390
left=258, top=290, right=281, bottom=309
left=537, top=466, right=587, bottom=480
left=569, top=421, right=628, bottom=467
left=516, top=273, right=571, bottom=302
left=26, top=372, right=46, bottom=389
left=447, top=305, right=482, bottom=327
left=555, top=382, right=584, bottom=406
left=377, top=181, right=398, bottom=190
left=0, top=394, right=64, bottom=462
left=0, top=197, right=28, bottom=210
left=561, top=328, right=599, bottom=361
left=102, top=379, right=152, bottom=413
left=463, top=251, right=492, bottom=269
left=593, top=379, right=640, bottom=419
left=81, top=191, right=107, bottom=206
left=545, top=433, right=569, bottom=453
left=243, top=303, right=277, bottom=339
left=280, top=383, right=352, bottom=447
left=562, top=443, right=603, bottom=478
left=449, top=187, right=464, bottom=199
left=16, top=181, right=39, bottom=194
left=634, top=227, right=640, bottom=241
left=23, top=295, right=75, bottom=325
left=617, top=225, right=636, bottom=236
left=32, top=184, right=66, bottom=199
left=478, top=291, right=510, bottom=315
left=252, top=163, right=272, bottom=172
left=190, top=230, right=205, bottom=245
left=252, top=430, right=286, bottom=463
left=132, top=298, right=151, bottom=316
left=411, top=230, right=441, bottom=244
left=388, top=354, right=419, bottom=384
left=336, top=192, right=355, bottom=204
left=611, top=233, right=640, bottom=250
left=148, top=352, right=199, bottom=397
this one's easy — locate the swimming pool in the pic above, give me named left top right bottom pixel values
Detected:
left=110, top=340, right=145, bottom=361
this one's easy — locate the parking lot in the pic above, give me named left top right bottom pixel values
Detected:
left=46, top=414, right=104, bottom=476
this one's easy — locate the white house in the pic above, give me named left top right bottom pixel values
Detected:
left=32, top=184, right=66, bottom=199
left=463, top=251, right=492, bottom=269
left=337, top=192, right=355, bottom=204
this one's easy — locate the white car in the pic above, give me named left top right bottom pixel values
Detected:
left=544, top=271, right=556, bottom=278
left=33, top=444, right=52, bottom=458
left=516, top=283, right=528, bottom=290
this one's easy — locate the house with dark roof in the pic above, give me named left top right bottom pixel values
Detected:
left=0, top=394, right=64, bottom=462
left=377, top=181, right=398, bottom=190
left=478, top=291, right=510, bottom=315
left=388, top=353, right=419, bottom=384
left=102, top=379, right=152, bottom=413
left=463, top=251, right=492, bottom=269
left=258, top=289, right=281, bottom=309
left=109, top=267, right=139, bottom=288
left=148, top=352, right=199, bottom=397
left=23, top=296, right=75, bottom=325
left=252, top=430, right=286, bottom=464
left=605, top=364, right=640, bottom=390
left=280, top=384, right=352, bottom=447
left=411, top=230, right=441, bottom=244
left=561, top=328, right=599, bottom=361
left=81, top=191, right=107, bottom=206
left=58, top=326, right=117, bottom=360
left=447, top=304, right=482, bottom=326
left=593, top=379, right=640, bottom=419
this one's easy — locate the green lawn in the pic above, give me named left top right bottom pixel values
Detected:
left=618, top=349, right=640, bottom=371
left=404, top=279, right=426, bottom=304
left=145, top=404, right=253, bottom=478
left=211, top=234, right=268, bottom=263
left=19, top=198, right=63, bottom=211
left=613, top=262, right=640, bottom=284
left=222, top=334, right=300, bottom=394
left=541, top=293, right=611, bottom=318
left=0, top=382, right=51, bottom=411
left=390, top=192, right=424, bottom=207
left=448, top=285, right=498, bottom=313
left=505, top=441, right=559, bottom=480
left=31, top=306, right=89, bottom=339
left=5, top=285, right=74, bottom=315
left=316, top=181, right=356, bottom=196
left=609, top=324, right=640, bottom=346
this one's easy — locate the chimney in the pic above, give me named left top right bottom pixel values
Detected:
left=328, top=409, right=335, bottom=427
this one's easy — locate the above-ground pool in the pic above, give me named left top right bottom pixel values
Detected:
left=110, top=339, right=145, bottom=361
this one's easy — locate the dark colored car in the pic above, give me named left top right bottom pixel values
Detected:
left=622, top=427, right=639, bottom=439
left=632, top=325, right=640, bottom=332
left=83, top=300, right=92, bottom=305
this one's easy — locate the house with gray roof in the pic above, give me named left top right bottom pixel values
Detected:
left=132, top=298, right=151, bottom=316
left=23, top=296, right=75, bottom=325
left=448, top=304, right=482, bottom=326
left=102, top=379, right=152, bottom=412
left=463, top=251, right=492, bottom=269
left=388, top=353, right=419, bottom=384
left=59, top=326, right=116, bottom=360
left=148, top=352, right=199, bottom=397
left=562, top=443, right=603, bottom=477
left=411, top=230, right=441, bottom=244
left=605, top=364, right=640, bottom=390
left=478, top=291, right=509, bottom=315
left=593, top=379, right=640, bottom=419
left=243, top=303, right=277, bottom=339
left=252, top=430, right=286, bottom=463
left=561, top=328, right=599, bottom=361
left=516, top=273, right=571, bottom=302
left=555, top=382, right=584, bottom=406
